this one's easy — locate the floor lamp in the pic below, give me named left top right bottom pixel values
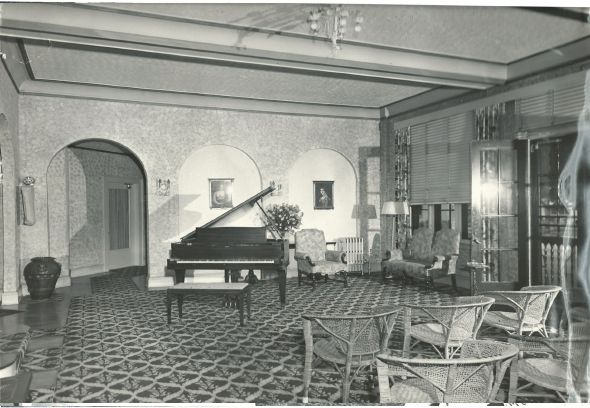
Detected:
left=381, top=201, right=409, bottom=250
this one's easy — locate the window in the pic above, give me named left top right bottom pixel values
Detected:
left=409, top=112, right=474, bottom=205
left=411, top=203, right=461, bottom=233
left=461, top=203, right=471, bottom=240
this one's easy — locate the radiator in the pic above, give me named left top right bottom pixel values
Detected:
left=336, top=237, right=364, bottom=273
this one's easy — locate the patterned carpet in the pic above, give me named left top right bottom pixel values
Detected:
left=50, top=270, right=557, bottom=404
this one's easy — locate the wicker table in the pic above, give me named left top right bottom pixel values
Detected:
left=167, top=282, right=251, bottom=326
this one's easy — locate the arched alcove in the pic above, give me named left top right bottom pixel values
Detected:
left=178, top=145, right=262, bottom=237
left=289, top=149, right=357, bottom=241
left=46, top=139, right=147, bottom=280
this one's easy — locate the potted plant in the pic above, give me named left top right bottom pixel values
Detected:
left=265, top=203, right=304, bottom=241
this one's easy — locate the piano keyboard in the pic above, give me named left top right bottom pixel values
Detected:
left=173, top=259, right=276, bottom=264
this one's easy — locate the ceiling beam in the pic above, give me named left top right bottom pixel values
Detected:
left=380, top=88, right=474, bottom=118
left=18, top=80, right=381, bottom=120
left=0, top=3, right=505, bottom=89
left=0, top=38, right=30, bottom=89
left=507, top=35, right=590, bottom=81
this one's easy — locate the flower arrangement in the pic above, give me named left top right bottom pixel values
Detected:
left=265, top=203, right=304, bottom=238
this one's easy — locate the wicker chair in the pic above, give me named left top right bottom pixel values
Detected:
left=555, top=288, right=589, bottom=336
left=479, top=286, right=562, bottom=337
left=301, top=306, right=403, bottom=404
left=507, top=322, right=590, bottom=403
left=376, top=340, right=518, bottom=403
left=294, top=229, right=347, bottom=288
left=402, top=296, right=495, bottom=359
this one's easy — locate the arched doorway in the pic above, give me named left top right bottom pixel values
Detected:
left=47, top=139, right=147, bottom=279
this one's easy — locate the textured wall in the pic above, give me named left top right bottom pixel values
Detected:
left=18, top=96, right=380, bottom=282
left=0, top=59, right=21, bottom=295
left=67, top=148, right=143, bottom=270
left=47, top=149, right=70, bottom=275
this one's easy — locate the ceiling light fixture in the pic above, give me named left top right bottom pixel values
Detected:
left=308, top=5, right=363, bottom=51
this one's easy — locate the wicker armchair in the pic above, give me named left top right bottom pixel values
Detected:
left=301, top=306, right=403, bottom=403
left=507, top=322, right=590, bottom=403
left=376, top=340, right=518, bottom=403
left=294, top=229, right=347, bottom=288
left=402, top=296, right=495, bottom=359
left=480, top=286, right=562, bottom=337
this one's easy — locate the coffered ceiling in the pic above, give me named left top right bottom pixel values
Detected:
left=1, top=3, right=590, bottom=119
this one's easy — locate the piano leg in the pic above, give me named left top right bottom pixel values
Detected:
left=174, top=269, right=186, bottom=284
left=278, top=267, right=287, bottom=307
left=230, top=270, right=241, bottom=282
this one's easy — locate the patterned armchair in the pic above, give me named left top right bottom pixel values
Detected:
left=382, top=225, right=460, bottom=292
left=294, top=229, right=348, bottom=288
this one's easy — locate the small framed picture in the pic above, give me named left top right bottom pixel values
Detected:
left=209, top=179, right=234, bottom=209
left=314, top=181, right=334, bottom=210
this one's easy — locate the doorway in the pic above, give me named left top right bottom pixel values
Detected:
left=471, top=139, right=530, bottom=292
left=530, top=135, right=579, bottom=288
left=104, top=177, right=145, bottom=270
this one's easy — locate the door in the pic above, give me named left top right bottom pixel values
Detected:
left=530, top=135, right=578, bottom=288
left=471, top=139, right=530, bottom=293
left=104, top=178, right=144, bottom=270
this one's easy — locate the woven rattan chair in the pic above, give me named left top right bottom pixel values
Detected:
left=507, top=322, right=590, bottom=403
left=376, top=340, right=518, bottom=403
left=402, top=296, right=495, bottom=359
left=480, top=286, right=562, bottom=337
left=301, top=306, right=403, bottom=404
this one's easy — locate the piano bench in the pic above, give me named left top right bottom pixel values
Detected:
left=166, top=282, right=251, bottom=326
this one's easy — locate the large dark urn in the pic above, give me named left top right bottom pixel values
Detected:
left=23, top=257, right=61, bottom=300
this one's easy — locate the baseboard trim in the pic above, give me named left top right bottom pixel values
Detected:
left=55, top=276, right=71, bottom=288
left=71, top=264, right=106, bottom=278
left=1, top=288, right=23, bottom=305
left=147, top=276, right=174, bottom=290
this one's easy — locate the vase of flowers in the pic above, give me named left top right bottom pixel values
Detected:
left=265, top=203, right=304, bottom=240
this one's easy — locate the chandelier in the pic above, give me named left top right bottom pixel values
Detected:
left=308, top=5, right=363, bottom=51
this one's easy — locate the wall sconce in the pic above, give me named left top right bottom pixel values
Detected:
left=156, top=178, right=170, bottom=196
left=21, top=176, right=36, bottom=226
left=270, top=181, right=283, bottom=196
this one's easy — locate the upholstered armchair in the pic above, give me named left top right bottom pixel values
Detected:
left=382, top=225, right=460, bottom=292
left=294, top=229, right=348, bottom=288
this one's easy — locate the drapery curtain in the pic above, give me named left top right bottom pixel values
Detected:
left=394, top=127, right=410, bottom=249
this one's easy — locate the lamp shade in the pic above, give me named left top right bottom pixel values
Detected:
left=381, top=201, right=409, bottom=215
left=351, top=204, right=377, bottom=219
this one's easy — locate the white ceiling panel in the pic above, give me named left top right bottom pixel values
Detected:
left=26, top=42, right=432, bottom=108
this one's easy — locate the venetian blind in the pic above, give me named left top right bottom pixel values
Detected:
left=517, top=83, right=585, bottom=131
left=409, top=111, right=474, bottom=204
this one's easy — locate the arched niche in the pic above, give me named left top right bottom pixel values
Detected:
left=288, top=149, right=357, bottom=241
left=178, top=145, right=262, bottom=237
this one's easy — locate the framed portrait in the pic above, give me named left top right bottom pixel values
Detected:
left=313, top=181, right=334, bottom=210
left=209, top=179, right=234, bottom=209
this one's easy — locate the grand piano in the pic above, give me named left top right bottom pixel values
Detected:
left=167, top=186, right=289, bottom=306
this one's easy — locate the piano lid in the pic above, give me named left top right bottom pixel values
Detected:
left=179, top=185, right=277, bottom=241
